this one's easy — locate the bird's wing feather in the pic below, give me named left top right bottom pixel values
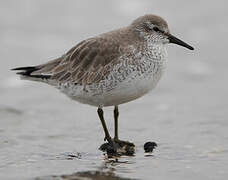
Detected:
left=45, top=37, right=122, bottom=85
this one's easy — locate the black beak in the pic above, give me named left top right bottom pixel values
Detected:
left=168, top=33, right=194, bottom=50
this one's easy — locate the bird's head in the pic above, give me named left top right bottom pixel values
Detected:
left=131, top=14, right=194, bottom=50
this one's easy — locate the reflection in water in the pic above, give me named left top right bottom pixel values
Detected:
left=38, top=170, right=134, bottom=180
left=37, top=151, right=137, bottom=180
left=103, top=156, right=135, bottom=165
left=38, top=158, right=136, bottom=180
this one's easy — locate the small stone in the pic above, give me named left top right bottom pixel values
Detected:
left=144, top=141, right=157, bottom=153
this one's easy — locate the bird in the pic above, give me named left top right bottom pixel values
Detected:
left=12, top=14, right=194, bottom=155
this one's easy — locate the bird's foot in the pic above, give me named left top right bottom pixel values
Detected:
left=99, top=138, right=135, bottom=157
left=114, top=138, right=135, bottom=156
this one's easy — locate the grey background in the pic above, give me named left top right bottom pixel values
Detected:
left=0, top=0, right=228, bottom=179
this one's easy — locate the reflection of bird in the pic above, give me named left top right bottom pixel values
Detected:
left=12, top=14, right=194, bottom=154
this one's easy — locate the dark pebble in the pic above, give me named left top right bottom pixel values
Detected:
left=144, top=141, right=157, bottom=153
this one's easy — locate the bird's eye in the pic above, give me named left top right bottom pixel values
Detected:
left=153, top=27, right=160, bottom=32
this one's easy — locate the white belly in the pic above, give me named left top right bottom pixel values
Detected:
left=58, top=60, right=165, bottom=107
left=98, top=71, right=163, bottom=106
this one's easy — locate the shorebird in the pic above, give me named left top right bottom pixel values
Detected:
left=12, top=14, right=194, bottom=154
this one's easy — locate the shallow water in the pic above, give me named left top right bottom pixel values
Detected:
left=1, top=0, right=228, bottom=179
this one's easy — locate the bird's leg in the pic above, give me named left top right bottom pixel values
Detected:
left=114, top=105, right=119, bottom=140
left=113, top=106, right=135, bottom=147
left=98, top=106, right=135, bottom=156
left=97, top=108, right=116, bottom=149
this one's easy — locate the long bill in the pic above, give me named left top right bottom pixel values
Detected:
left=167, top=33, right=194, bottom=50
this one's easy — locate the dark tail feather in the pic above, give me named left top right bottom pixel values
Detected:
left=12, top=66, right=38, bottom=75
left=11, top=66, right=51, bottom=79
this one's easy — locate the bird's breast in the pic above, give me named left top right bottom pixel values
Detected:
left=90, top=45, right=168, bottom=106
left=59, top=44, right=168, bottom=107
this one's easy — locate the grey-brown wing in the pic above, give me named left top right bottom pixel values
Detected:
left=50, top=37, right=121, bottom=85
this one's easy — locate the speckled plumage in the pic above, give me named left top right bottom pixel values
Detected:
left=58, top=43, right=167, bottom=107
left=13, top=14, right=171, bottom=107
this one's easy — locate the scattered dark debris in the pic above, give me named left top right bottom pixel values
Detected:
left=144, top=141, right=157, bottom=153
left=99, top=142, right=135, bottom=157
left=57, top=152, right=82, bottom=160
